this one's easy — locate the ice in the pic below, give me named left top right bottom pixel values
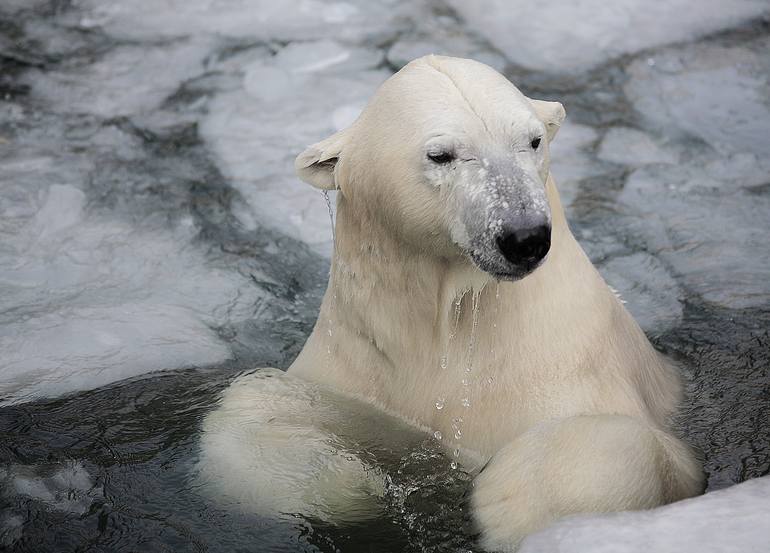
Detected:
left=0, top=137, right=262, bottom=406
left=446, top=0, right=768, bottom=73
left=548, top=120, right=604, bottom=208
left=519, top=476, right=770, bottom=553
left=625, top=38, right=770, bottom=156
left=617, top=157, right=770, bottom=310
left=597, top=127, right=678, bottom=167
left=386, top=28, right=507, bottom=72
left=0, top=461, right=101, bottom=515
left=200, top=41, right=389, bottom=256
left=21, top=40, right=212, bottom=118
left=0, top=0, right=50, bottom=15
left=605, top=36, right=770, bottom=310
left=67, top=0, right=417, bottom=44
left=598, top=253, right=683, bottom=334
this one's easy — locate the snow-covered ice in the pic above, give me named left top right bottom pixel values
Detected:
left=520, top=476, right=770, bottom=553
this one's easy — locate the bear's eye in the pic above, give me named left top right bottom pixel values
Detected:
left=531, top=137, right=542, bottom=150
left=427, top=151, right=455, bottom=164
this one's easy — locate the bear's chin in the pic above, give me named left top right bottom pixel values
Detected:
left=467, top=252, right=547, bottom=283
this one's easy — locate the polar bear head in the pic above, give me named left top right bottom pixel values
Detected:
left=296, top=55, right=565, bottom=281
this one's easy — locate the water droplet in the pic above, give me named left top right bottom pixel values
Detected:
left=461, top=397, right=471, bottom=408
left=435, top=397, right=445, bottom=410
left=322, top=190, right=336, bottom=247
left=433, top=430, right=442, bottom=440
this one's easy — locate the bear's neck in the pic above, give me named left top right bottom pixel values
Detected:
left=288, top=174, right=671, bottom=456
left=291, top=174, right=570, bottom=391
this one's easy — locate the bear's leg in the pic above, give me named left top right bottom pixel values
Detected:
left=471, top=414, right=703, bottom=552
left=196, top=369, right=386, bottom=524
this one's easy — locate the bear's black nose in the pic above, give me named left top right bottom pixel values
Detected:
left=497, top=224, right=551, bottom=266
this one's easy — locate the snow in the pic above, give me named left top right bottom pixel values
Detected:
left=519, top=476, right=770, bottom=553
left=446, top=0, right=769, bottom=73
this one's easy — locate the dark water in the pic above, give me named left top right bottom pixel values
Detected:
left=0, top=367, right=476, bottom=552
left=1, top=0, right=769, bottom=551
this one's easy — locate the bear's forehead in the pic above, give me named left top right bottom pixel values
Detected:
left=383, top=55, right=541, bottom=137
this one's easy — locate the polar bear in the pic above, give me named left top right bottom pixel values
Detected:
left=198, top=55, right=703, bottom=551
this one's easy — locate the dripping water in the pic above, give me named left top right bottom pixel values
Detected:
left=322, top=190, right=337, bottom=364
left=487, top=282, right=501, bottom=386
left=435, top=293, right=465, bottom=421
left=451, top=287, right=484, bottom=469
left=322, top=189, right=336, bottom=251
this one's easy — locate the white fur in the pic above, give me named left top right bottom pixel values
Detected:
left=199, top=56, right=703, bottom=550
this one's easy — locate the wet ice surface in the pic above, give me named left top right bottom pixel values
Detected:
left=1, top=0, right=769, bottom=551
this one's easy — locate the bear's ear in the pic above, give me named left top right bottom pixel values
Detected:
left=295, top=129, right=349, bottom=190
left=529, top=99, right=566, bottom=142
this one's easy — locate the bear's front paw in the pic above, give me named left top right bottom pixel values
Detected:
left=470, top=440, right=549, bottom=552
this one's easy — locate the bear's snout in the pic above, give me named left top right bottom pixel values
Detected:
left=496, top=223, right=551, bottom=267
